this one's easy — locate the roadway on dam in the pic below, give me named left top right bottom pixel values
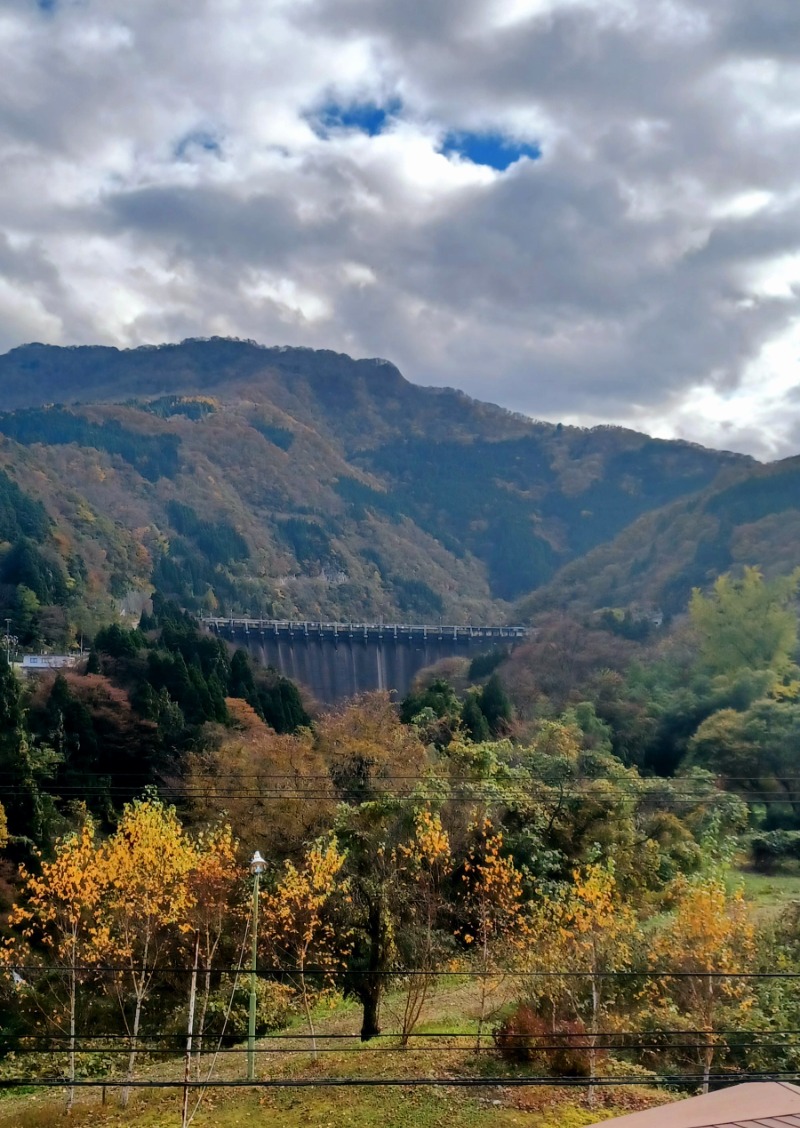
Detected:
left=201, top=618, right=528, bottom=705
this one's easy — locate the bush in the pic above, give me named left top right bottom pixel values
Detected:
left=494, top=1005, right=592, bottom=1076
left=202, top=976, right=293, bottom=1042
left=751, top=830, right=800, bottom=872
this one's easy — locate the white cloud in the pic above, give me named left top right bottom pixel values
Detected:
left=0, top=0, right=799, bottom=458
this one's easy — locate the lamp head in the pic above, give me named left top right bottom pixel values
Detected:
left=250, top=850, right=266, bottom=875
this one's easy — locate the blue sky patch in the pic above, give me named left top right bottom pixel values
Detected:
left=36, top=0, right=57, bottom=11
left=174, top=131, right=222, bottom=161
left=441, top=131, right=541, bottom=171
left=310, top=99, right=402, bottom=139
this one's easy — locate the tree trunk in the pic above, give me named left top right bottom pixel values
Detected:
left=122, top=987, right=144, bottom=1109
left=194, top=966, right=212, bottom=1080
left=360, top=981, right=382, bottom=1042
left=182, top=931, right=200, bottom=1128
left=67, top=961, right=76, bottom=1113
left=588, top=973, right=599, bottom=1109
left=702, top=1041, right=713, bottom=1094
left=299, top=968, right=317, bottom=1059
left=359, top=899, right=386, bottom=1042
left=475, top=928, right=490, bottom=1052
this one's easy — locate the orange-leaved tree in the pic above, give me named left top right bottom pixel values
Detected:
left=183, top=703, right=334, bottom=864
left=7, top=819, right=104, bottom=1109
left=260, top=837, right=349, bottom=1057
left=315, top=692, right=427, bottom=801
left=457, top=817, right=530, bottom=1048
left=526, top=860, right=638, bottom=1099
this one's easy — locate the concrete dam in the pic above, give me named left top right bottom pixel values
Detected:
left=201, top=618, right=528, bottom=705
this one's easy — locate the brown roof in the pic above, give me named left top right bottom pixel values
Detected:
left=586, top=1082, right=800, bottom=1128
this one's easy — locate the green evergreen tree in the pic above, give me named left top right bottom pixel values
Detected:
left=259, top=678, right=309, bottom=733
left=94, top=624, right=143, bottom=659
left=461, top=691, right=490, bottom=742
left=479, top=674, right=513, bottom=736
left=229, top=649, right=258, bottom=707
left=1, top=538, right=67, bottom=604
left=0, top=656, right=55, bottom=846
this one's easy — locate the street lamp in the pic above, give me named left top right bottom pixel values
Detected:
left=247, top=850, right=266, bottom=1081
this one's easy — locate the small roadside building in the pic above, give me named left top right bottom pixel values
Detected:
left=587, top=1081, right=800, bottom=1126
left=21, top=654, right=80, bottom=674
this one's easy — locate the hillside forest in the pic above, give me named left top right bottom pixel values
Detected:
left=5, top=337, right=800, bottom=642
left=2, top=339, right=800, bottom=1116
left=1, top=566, right=800, bottom=1103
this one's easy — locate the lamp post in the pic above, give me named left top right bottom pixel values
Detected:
left=247, top=850, right=266, bottom=1081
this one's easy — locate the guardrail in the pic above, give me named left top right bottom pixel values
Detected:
left=201, top=618, right=528, bottom=641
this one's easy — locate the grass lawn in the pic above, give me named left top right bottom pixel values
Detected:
left=737, top=865, right=800, bottom=919
left=0, top=1085, right=637, bottom=1128
left=0, top=982, right=675, bottom=1128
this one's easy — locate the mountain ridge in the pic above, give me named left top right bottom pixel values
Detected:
left=0, top=337, right=783, bottom=647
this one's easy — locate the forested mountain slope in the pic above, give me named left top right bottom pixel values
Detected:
left=0, top=337, right=755, bottom=643
left=519, top=454, right=800, bottom=619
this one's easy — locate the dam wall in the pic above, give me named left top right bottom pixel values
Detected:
left=201, top=619, right=527, bottom=705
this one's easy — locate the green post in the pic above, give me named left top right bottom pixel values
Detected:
left=247, top=851, right=265, bottom=1081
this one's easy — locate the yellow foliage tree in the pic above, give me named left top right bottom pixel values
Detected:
left=260, top=837, right=349, bottom=1057
left=90, top=797, right=198, bottom=1105
left=526, top=860, right=638, bottom=1099
left=8, top=820, right=104, bottom=1109
left=184, top=821, right=240, bottom=1073
left=394, top=808, right=452, bottom=1045
left=457, top=818, right=530, bottom=1047
left=689, top=566, right=800, bottom=683
left=646, top=873, right=757, bottom=1092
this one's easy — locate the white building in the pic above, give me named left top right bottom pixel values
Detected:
left=21, top=654, right=80, bottom=673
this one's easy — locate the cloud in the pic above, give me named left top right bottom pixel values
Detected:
left=0, top=0, right=799, bottom=458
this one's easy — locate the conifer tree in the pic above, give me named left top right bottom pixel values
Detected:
left=0, top=655, right=54, bottom=845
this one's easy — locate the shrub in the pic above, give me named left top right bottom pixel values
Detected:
left=202, top=976, right=293, bottom=1042
left=494, top=1005, right=592, bottom=1076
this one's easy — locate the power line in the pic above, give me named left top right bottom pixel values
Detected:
left=4, top=965, right=789, bottom=977
left=4, top=1071, right=800, bottom=1090
left=19, top=772, right=800, bottom=781
left=6, top=1040, right=800, bottom=1056
left=0, top=786, right=774, bottom=806
left=8, top=1027, right=796, bottom=1041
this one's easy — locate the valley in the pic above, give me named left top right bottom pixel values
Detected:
left=0, top=338, right=799, bottom=1123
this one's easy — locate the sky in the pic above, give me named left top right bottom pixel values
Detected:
left=1, top=0, right=800, bottom=460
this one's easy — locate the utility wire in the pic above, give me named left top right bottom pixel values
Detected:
left=4, top=970, right=794, bottom=979
left=6, top=1041, right=800, bottom=1056
left=5, top=772, right=798, bottom=781
left=4, top=1027, right=799, bottom=1040
left=4, top=1071, right=800, bottom=1090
